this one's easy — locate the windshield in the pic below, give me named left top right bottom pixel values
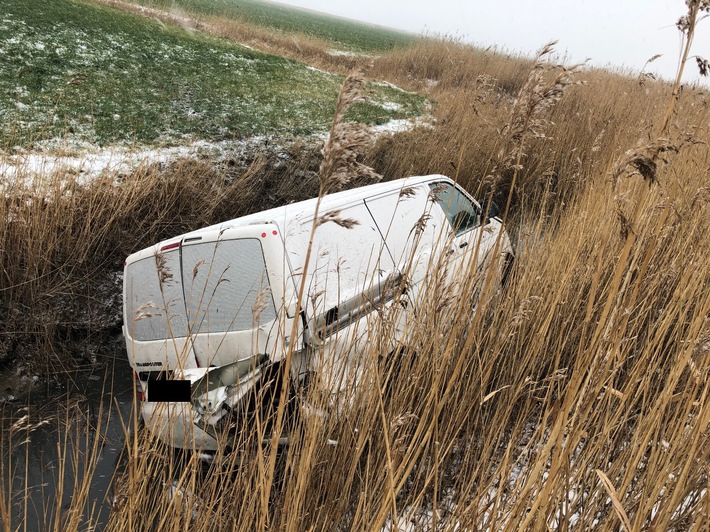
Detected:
left=429, top=182, right=480, bottom=235
left=125, top=238, right=276, bottom=341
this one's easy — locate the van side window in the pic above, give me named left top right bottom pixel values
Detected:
left=429, top=183, right=480, bottom=235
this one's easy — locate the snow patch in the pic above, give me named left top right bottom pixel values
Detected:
left=0, top=113, right=431, bottom=189
left=370, top=116, right=434, bottom=135
left=326, top=49, right=373, bottom=58
left=306, top=65, right=334, bottom=76
left=373, top=80, right=418, bottom=95
left=0, top=137, right=266, bottom=188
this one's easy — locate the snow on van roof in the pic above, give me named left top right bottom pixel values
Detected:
left=126, top=174, right=451, bottom=262
left=193, top=173, right=449, bottom=230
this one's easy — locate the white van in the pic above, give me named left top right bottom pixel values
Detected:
left=123, top=174, right=513, bottom=451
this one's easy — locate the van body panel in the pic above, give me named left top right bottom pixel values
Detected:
left=124, top=223, right=291, bottom=366
left=286, top=201, right=398, bottom=387
left=141, top=401, right=219, bottom=451
left=364, top=182, right=449, bottom=290
left=179, top=227, right=280, bottom=368
left=297, top=202, right=395, bottom=316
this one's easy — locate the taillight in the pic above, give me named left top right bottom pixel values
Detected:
left=133, top=370, right=146, bottom=401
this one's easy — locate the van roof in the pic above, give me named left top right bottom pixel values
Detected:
left=126, top=174, right=453, bottom=263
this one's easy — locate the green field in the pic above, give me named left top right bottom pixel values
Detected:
left=125, top=0, right=415, bottom=52
left=0, top=0, right=426, bottom=149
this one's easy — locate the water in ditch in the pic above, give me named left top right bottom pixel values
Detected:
left=0, top=335, right=135, bottom=531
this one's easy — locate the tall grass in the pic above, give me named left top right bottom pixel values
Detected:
left=2, top=1, right=709, bottom=530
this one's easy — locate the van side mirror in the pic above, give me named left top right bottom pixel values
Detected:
left=481, top=200, right=501, bottom=224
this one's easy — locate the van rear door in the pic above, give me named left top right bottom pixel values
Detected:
left=124, top=243, right=196, bottom=373
left=180, top=225, right=285, bottom=368
left=124, top=224, right=289, bottom=373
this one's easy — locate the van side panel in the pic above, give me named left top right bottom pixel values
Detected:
left=284, top=201, right=396, bottom=390
left=365, top=182, right=449, bottom=299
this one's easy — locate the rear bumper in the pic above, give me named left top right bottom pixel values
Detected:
left=136, top=362, right=267, bottom=452
left=141, top=401, right=220, bottom=451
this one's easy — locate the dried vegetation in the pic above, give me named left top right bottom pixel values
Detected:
left=1, top=0, right=709, bottom=530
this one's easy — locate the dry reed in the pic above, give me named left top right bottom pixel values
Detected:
left=1, top=1, right=709, bottom=530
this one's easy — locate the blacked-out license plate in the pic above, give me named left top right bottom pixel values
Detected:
left=147, top=379, right=191, bottom=402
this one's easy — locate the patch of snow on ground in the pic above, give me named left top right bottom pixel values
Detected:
left=382, top=505, right=459, bottom=532
left=1, top=113, right=432, bottom=187
left=326, top=49, right=373, bottom=58
left=375, top=101, right=404, bottom=112
left=0, top=137, right=266, bottom=189
left=370, top=116, right=434, bottom=135
left=306, top=65, right=334, bottom=76
left=373, top=80, right=418, bottom=95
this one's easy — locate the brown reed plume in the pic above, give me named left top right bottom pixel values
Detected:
left=485, top=41, right=584, bottom=212
left=318, top=70, right=382, bottom=194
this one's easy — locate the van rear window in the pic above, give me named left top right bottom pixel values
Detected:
left=126, top=249, right=188, bottom=342
left=182, top=239, right=275, bottom=334
left=125, top=239, right=275, bottom=341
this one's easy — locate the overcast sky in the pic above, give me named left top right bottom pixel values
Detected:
left=272, top=0, right=710, bottom=84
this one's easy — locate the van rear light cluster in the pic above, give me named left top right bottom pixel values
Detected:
left=133, top=370, right=146, bottom=401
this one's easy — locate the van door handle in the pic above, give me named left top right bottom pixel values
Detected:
left=324, top=306, right=339, bottom=326
left=459, top=241, right=468, bottom=248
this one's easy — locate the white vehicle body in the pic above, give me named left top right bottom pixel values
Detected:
left=122, top=175, right=513, bottom=451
